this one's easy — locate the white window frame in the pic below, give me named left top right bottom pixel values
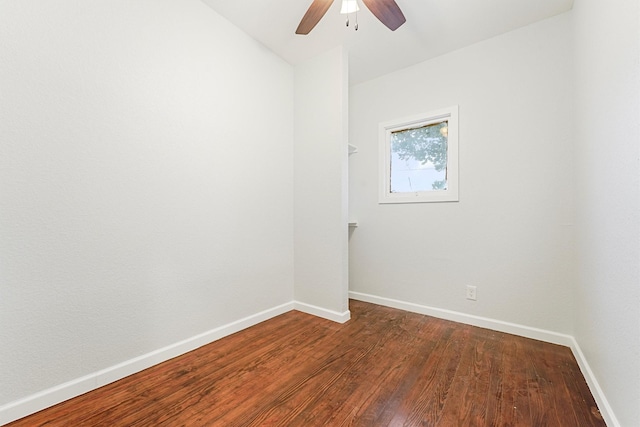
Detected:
left=379, top=106, right=459, bottom=204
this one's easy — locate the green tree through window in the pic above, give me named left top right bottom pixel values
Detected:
left=391, top=121, right=448, bottom=191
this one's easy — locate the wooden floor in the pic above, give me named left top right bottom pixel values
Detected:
left=8, top=300, right=605, bottom=427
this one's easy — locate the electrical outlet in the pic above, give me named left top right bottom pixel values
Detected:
left=466, top=285, right=477, bottom=301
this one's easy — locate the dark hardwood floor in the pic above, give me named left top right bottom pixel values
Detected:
left=7, top=300, right=605, bottom=426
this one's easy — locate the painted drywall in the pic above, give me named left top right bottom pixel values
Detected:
left=0, top=0, right=294, bottom=408
left=572, top=0, right=640, bottom=425
left=349, top=14, right=574, bottom=333
left=294, top=47, right=350, bottom=317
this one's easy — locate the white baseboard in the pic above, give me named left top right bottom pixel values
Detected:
left=349, top=291, right=573, bottom=345
left=568, top=338, right=620, bottom=427
left=294, top=301, right=351, bottom=324
left=349, top=291, right=619, bottom=427
left=1, top=294, right=617, bottom=427
left=0, top=301, right=295, bottom=426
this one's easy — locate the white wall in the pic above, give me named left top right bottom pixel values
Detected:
left=0, top=0, right=294, bottom=411
left=572, top=0, right=640, bottom=425
left=294, top=47, right=350, bottom=319
left=349, top=14, right=574, bottom=333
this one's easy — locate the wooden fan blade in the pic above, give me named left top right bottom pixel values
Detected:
left=296, top=0, right=335, bottom=34
left=362, top=0, right=406, bottom=31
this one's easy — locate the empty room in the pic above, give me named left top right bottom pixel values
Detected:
left=0, top=0, right=638, bottom=426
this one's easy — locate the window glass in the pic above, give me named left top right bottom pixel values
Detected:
left=390, top=120, right=449, bottom=193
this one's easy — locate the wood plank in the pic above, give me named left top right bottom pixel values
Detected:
left=6, top=300, right=607, bottom=427
left=492, top=334, right=533, bottom=426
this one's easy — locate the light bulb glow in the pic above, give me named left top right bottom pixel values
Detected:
left=340, top=0, right=359, bottom=14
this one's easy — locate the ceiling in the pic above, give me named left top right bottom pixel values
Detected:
left=200, top=0, right=574, bottom=85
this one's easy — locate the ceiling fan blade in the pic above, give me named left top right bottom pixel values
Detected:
left=296, top=0, right=335, bottom=35
left=362, top=0, right=406, bottom=31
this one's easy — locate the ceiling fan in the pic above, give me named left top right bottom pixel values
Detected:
left=296, top=0, right=406, bottom=35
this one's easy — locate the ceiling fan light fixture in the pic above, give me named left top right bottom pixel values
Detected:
left=340, top=0, right=360, bottom=14
left=296, top=0, right=405, bottom=35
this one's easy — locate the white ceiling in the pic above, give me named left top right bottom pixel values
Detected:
left=201, top=0, right=574, bottom=84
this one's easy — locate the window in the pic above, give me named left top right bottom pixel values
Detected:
left=379, top=106, right=458, bottom=203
